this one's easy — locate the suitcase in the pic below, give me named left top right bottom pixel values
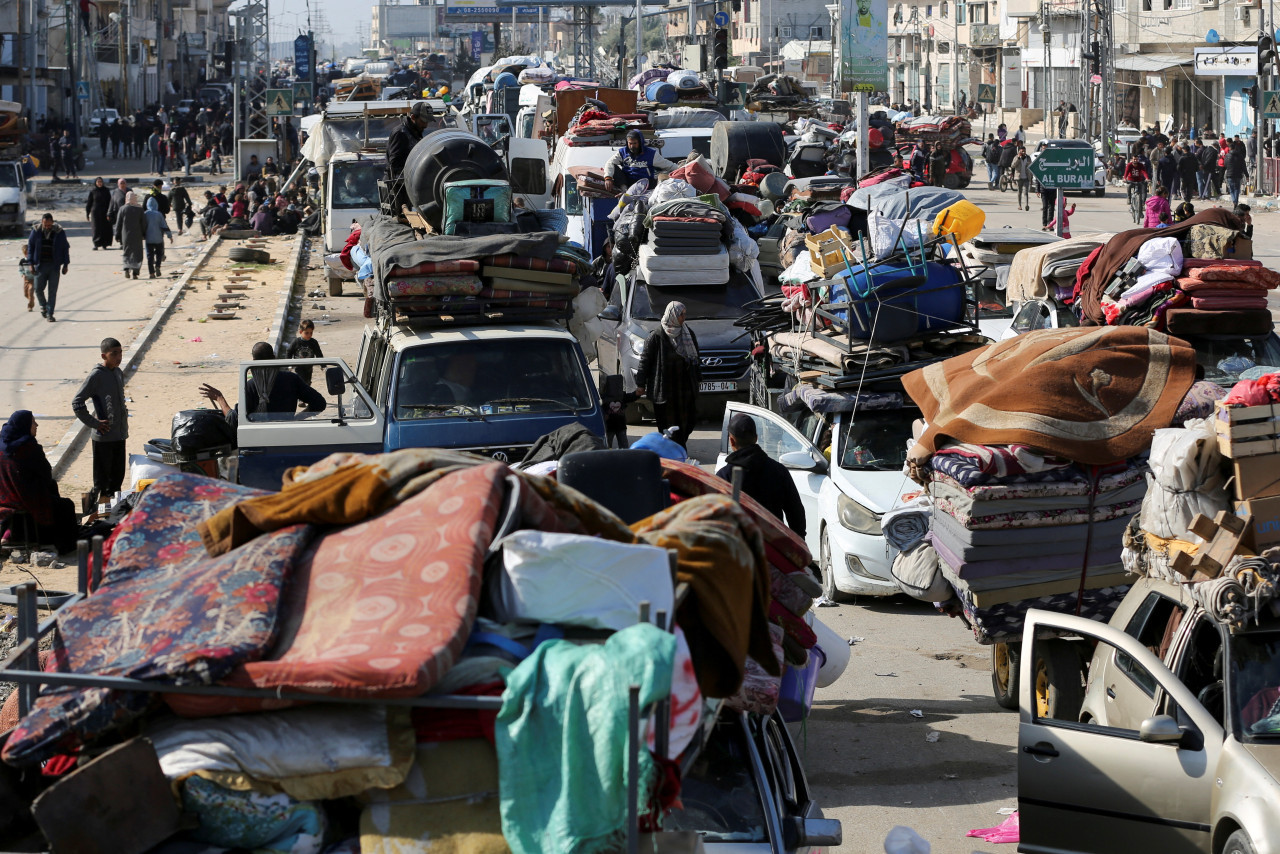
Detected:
left=442, top=179, right=512, bottom=235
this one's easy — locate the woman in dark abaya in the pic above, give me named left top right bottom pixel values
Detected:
left=85, top=177, right=113, bottom=249
left=635, top=301, right=701, bottom=448
left=0, top=411, right=80, bottom=554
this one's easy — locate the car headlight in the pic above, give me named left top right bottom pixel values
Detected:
left=627, top=331, right=648, bottom=354
left=837, top=494, right=882, bottom=535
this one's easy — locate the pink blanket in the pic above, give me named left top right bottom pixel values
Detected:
left=1190, top=294, right=1269, bottom=310
left=1177, top=276, right=1268, bottom=292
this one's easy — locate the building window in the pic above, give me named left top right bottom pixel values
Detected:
left=1173, top=0, right=1191, bottom=7
left=894, top=3, right=904, bottom=22
left=810, top=25, right=824, bottom=37
left=779, top=25, right=792, bottom=38
left=941, top=1, right=949, bottom=16
left=926, top=3, right=933, bottom=14
left=968, top=2, right=986, bottom=23
left=957, top=2, right=966, bottom=22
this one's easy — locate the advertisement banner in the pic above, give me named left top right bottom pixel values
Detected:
left=1194, top=47, right=1257, bottom=77
left=447, top=0, right=539, bottom=20
left=471, top=31, right=483, bottom=62
left=840, top=0, right=888, bottom=93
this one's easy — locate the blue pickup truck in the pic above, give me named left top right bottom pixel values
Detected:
left=233, top=320, right=605, bottom=490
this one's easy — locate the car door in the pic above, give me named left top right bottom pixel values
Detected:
left=1019, top=609, right=1222, bottom=854
left=717, top=402, right=825, bottom=550
left=236, top=358, right=384, bottom=490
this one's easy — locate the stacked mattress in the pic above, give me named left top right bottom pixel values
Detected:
left=928, top=444, right=1140, bottom=644
left=1166, top=259, right=1280, bottom=337
left=638, top=204, right=732, bottom=285
left=378, top=252, right=584, bottom=321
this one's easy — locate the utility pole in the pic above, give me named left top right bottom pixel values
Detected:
left=635, top=0, right=644, bottom=76
left=1041, top=1, right=1051, bottom=135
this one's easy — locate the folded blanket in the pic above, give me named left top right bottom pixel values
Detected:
left=1188, top=263, right=1280, bottom=289
left=931, top=493, right=1142, bottom=530
left=1189, top=294, right=1269, bottom=310
left=387, top=259, right=481, bottom=277
left=485, top=255, right=580, bottom=275
left=929, top=531, right=1123, bottom=580
left=930, top=505, right=1131, bottom=549
left=941, top=559, right=1130, bottom=608
left=1177, top=276, right=1268, bottom=292
left=952, top=584, right=1129, bottom=645
left=929, top=464, right=1143, bottom=501
left=385, top=275, right=484, bottom=298
left=930, top=470, right=1148, bottom=518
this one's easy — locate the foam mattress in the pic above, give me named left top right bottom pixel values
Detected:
left=638, top=245, right=731, bottom=285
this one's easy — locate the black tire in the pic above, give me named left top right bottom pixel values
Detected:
left=1094, top=188, right=1105, bottom=197
left=229, top=247, right=270, bottom=264
left=1032, top=639, right=1086, bottom=722
left=818, top=527, right=851, bottom=603
left=943, top=173, right=963, bottom=190
left=710, top=121, right=787, bottom=181
left=1224, top=830, right=1257, bottom=854
left=956, top=174, right=971, bottom=189
left=991, top=642, right=1021, bottom=711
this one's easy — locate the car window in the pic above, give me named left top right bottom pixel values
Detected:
left=725, top=410, right=808, bottom=460
left=1036, top=636, right=1147, bottom=733
left=663, top=718, right=768, bottom=842
left=1170, top=616, right=1224, bottom=726
left=1010, top=299, right=1054, bottom=335
left=1114, top=592, right=1185, bottom=697
left=631, top=278, right=760, bottom=321
left=331, top=161, right=382, bottom=209
left=970, top=278, right=1011, bottom=319
left=394, top=339, right=593, bottom=420
left=1187, top=335, right=1280, bottom=386
left=1230, top=630, right=1280, bottom=738
left=839, top=408, right=919, bottom=471
left=241, top=361, right=371, bottom=423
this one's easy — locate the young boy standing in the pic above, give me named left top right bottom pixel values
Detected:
left=71, top=338, right=129, bottom=504
left=286, top=319, right=324, bottom=385
left=18, top=244, right=33, bottom=311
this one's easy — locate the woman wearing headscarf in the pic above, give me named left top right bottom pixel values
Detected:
left=84, top=177, right=113, bottom=249
left=0, top=411, right=79, bottom=554
left=250, top=203, right=277, bottom=236
left=635, top=301, right=701, bottom=447
left=114, top=191, right=145, bottom=279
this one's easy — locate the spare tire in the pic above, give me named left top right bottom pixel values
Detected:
left=710, top=121, right=787, bottom=181
left=228, top=247, right=270, bottom=264
left=403, top=130, right=510, bottom=230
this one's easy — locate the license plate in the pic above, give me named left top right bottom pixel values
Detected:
left=699, top=381, right=737, bottom=393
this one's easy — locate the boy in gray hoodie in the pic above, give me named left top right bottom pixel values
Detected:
left=71, top=338, right=128, bottom=502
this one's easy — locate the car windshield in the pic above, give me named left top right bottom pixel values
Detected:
left=1188, top=335, right=1280, bottom=386
left=632, top=278, right=757, bottom=321
left=332, top=161, right=382, bottom=208
left=1230, top=630, right=1280, bottom=738
left=662, top=718, right=768, bottom=843
left=839, top=408, right=920, bottom=471
left=0, top=165, right=21, bottom=188
left=969, top=278, right=1010, bottom=318
left=394, top=338, right=594, bottom=420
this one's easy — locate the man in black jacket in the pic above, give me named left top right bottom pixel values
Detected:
left=715, top=413, right=806, bottom=538
left=1176, top=144, right=1199, bottom=205
left=384, top=101, right=436, bottom=212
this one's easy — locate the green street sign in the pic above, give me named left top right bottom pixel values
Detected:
left=293, top=82, right=312, bottom=109
left=265, top=88, right=294, bottom=116
left=1030, top=147, right=1095, bottom=189
left=1264, top=90, right=1280, bottom=119
left=977, top=83, right=996, bottom=104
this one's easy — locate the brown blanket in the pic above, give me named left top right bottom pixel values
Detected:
left=901, top=327, right=1196, bottom=465
left=1076, top=209, right=1242, bottom=325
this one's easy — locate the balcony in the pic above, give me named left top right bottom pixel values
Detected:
left=970, top=23, right=998, bottom=45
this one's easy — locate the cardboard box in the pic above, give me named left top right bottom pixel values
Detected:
left=1237, top=496, right=1280, bottom=550
left=1232, top=453, right=1280, bottom=501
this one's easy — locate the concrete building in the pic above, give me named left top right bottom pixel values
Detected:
left=730, top=0, right=831, bottom=66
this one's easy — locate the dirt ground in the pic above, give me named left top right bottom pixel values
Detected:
left=0, top=232, right=313, bottom=597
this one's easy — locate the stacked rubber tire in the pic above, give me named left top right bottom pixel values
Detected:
left=229, top=247, right=271, bottom=264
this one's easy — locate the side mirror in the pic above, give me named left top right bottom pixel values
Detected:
left=324, top=366, right=346, bottom=397
left=780, top=450, right=826, bottom=473
left=783, top=816, right=842, bottom=848
left=1138, top=714, right=1184, bottom=745
left=598, top=304, right=622, bottom=323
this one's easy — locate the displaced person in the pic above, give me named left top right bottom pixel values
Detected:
left=634, top=301, right=700, bottom=448
left=285, top=319, right=324, bottom=385
left=0, top=411, right=79, bottom=554
left=603, top=129, right=677, bottom=193
left=169, top=178, right=193, bottom=235
left=26, top=213, right=71, bottom=322
left=716, top=413, right=806, bottom=538
left=600, top=374, right=637, bottom=449
left=199, top=342, right=327, bottom=423
left=1012, top=145, right=1032, bottom=211
left=143, top=196, right=173, bottom=278
left=18, top=245, right=33, bottom=312
left=115, top=192, right=145, bottom=279
left=250, top=203, right=277, bottom=236
left=71, top=338, right=129, bottom=504
left=385, top=100, right=435, bottom=184
left=85, top=177, right=113, bottom=249
left=1144, top=185, right=1172, bottom=229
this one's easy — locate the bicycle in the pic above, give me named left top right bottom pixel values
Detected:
left=1127, top=181, right=1148, bottom=224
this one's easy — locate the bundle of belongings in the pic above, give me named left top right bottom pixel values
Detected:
left=893, top=115, right=973, bottom=148
left=899, top=326, right=1202, bottom=644
left=563, top=106, right=656, bottom=147
left=0, top=447, right=825, bottom=854
left=358, top=214, right=591, bottom=323
left=1001, top=233, right=1111, bottom=305
left=745, top=74, right=816, bottom=113
left=611, top=156, right=764, bottom=289
left=1073, top=208, right=1259, bottom=333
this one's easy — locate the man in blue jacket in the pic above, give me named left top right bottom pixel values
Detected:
left=26, top=213, right=71, bottom=322
left=604, top=129, right=677, bottom=192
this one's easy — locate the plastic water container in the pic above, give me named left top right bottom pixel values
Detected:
left=645, top=81, right=678, bottom=104
left=777, top=646, right=825, bottom=722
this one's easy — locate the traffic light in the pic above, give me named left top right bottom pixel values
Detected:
left=1259, top=35, right=1276, bottom=75
left=713, top=27, right=729, bottom=69
left=224, top=40, right=235, bottom=73
left=731, top=0, right=741, bottom=10
left=1084, top=40, right=1100, bottom=75
left=1244, top=84, right=1258, bottom=110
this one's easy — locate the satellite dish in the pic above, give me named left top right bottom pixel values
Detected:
left=1206, top=28, right=1220, bottom=43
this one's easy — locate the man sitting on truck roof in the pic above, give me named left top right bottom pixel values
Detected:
left=384, top=101, right=436, bottom=213
left=604, top=129, right=677, bottom=194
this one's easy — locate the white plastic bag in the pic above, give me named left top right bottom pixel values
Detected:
left=491, top=530, right=674, bottom=630
left=649, top=177, right=697, bottom=206
left=868, top=209, right=931, bottom=259
left=727, top=216, right=759, bottom=273
left=569, top=286, right=607, bottom=354
left=1139, top=417, right=1229, bottom=540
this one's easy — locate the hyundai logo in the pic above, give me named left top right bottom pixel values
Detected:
left=491, top=451, right=509, bottom=462
left=701, top=357, right=724, bottom=367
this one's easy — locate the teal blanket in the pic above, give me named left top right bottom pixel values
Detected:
left=497, top=623, right=676, bottom=854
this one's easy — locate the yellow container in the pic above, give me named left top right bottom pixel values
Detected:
left=933, top=200, right=986, bottom=245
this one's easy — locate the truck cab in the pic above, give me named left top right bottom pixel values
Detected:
left=234, top=323, right=605, bottom=489
left=0, top=160, right=27, bottom=234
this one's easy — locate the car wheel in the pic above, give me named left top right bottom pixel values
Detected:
left=1094, top=188, right=1105, bottom=197
left=1032, top=639, right=1086, bottom=721
left=1224, top=830, right=1257, bottom=854
left=991, top=642, right=1020, bottom=711
left=818, top=527, right=849, bottom=603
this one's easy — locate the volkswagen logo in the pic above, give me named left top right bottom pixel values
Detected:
left=701, top=357, right=724, bottom=367
left=491, top=451, right=509, bottom=462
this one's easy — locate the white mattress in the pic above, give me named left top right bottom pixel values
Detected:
left=638, top=245, right=731, bottom=285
